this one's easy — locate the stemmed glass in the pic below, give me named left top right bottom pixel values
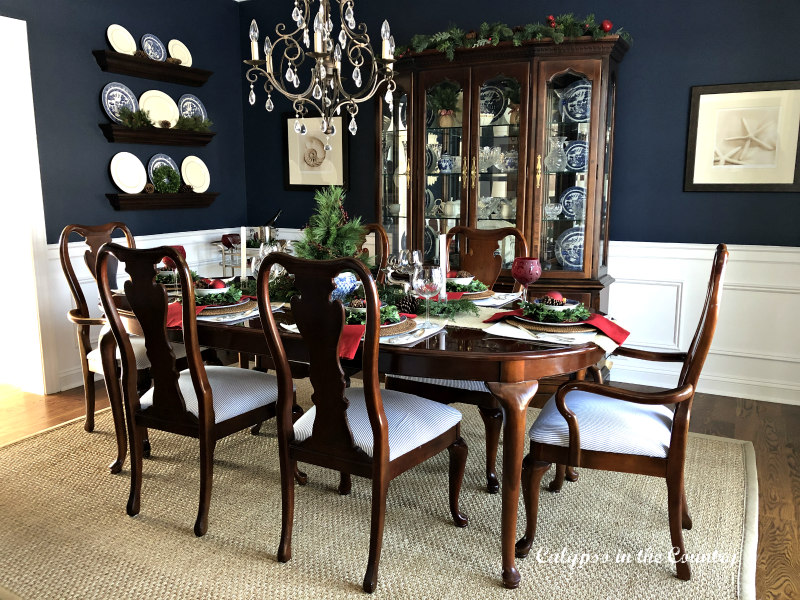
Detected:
left=412, top=266, right=443, bottom=329
left=511, top=257, right=542, bottom=303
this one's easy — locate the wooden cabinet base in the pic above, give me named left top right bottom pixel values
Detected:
left=99, top=124, right=215, bottom=146
left=106, top=193, right=218, bottom=210
left=93, top=50, right=212, bottom=86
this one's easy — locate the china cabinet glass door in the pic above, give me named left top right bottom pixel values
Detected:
left=537, top=63, right=600, bottom=277
left=418, top=69, right=470, bottom=265
left=380, top=82, right=411, bottom=257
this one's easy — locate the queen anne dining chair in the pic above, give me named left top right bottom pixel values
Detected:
left=96, top=244, right=280, bottom=537
left=385, top=225, right=528, bottom=493
left=257, top=253, right=468, bottom=593
left=515, top=244, right=729, bottom=580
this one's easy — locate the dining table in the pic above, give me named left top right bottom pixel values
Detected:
left=159, top=306, right=607, bottom=589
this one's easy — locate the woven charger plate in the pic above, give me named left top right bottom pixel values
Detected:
left=198, top=299, right=258, bottom=315
left=512, top=317, right=594, bottom=333
left=380, top=317, right=417, bottom=336
left=462, top=289, right=494, bottom=300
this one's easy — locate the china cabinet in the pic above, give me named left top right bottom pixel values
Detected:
left=376, top=36, right=628, bottom=311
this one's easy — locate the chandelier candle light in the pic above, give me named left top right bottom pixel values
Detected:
left=244, top=1, right=396, bottom=150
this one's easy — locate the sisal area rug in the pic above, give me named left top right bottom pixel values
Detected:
left=0, top=379, right=757, bottom=599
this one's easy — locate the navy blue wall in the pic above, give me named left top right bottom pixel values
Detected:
left=239, top=0, right=800, bottom=246
left=0, top=0, right=247, bottom=244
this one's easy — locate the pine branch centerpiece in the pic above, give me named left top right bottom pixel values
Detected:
left=293, top=186, right=370, bottom=265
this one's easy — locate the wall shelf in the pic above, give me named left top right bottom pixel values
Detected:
left=106, top=192, right=218, bottom=211
left=93, top=50, right=212, bottom=86
left=99, top=124, right=215, bottom=146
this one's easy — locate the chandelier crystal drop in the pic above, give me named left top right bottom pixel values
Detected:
left=244, top=1, right=396, bottom=138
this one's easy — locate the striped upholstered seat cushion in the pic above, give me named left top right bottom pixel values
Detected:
left=293, top=388, right=463, bottom=461
left=139, top=365, right=279, bottom=424
left=386, top=374, right=488, bottom=393
left=530, top=390, right=675, bottom=458
left=87, top=326, right=187, bottom=373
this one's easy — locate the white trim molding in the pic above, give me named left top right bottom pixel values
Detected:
left=607, top=241, right=800, bottom=406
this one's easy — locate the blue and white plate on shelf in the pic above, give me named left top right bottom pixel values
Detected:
left=423, top=225, right=437, bottom=262
left=140, top=34, right=167, bottom=61
left=179, top=94, right=207, bottom=120
left=101, top=82, right=138, bottom=123
left=565, top=141, right=588, bottom=172
left=425, top=104, right=435, bottom=128
left=424, top=189, right=435, bottom=212
left=147, top=153, right=179, bottom=184
left=559, top=79, right=592, bottom=123
left=558, top=186, right=586, bottom=219
left=479, top=84, right=507, bottom=124
left=555, top=226, right=585, bottom=270
left=425, top=147, right=436, bottom=172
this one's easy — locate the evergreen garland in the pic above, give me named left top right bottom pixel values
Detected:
left=118, top=107, right=154, bottom=129
left=152, top=165, right=181, bottom=194
left=396, top=14, right=631, bottom=59
left=292, top=186, right=371, bottom=265
left=175, top=115, right=213, bottom=132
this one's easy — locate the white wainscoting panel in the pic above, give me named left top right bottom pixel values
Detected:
left=607, top=242, right=800, bottom=406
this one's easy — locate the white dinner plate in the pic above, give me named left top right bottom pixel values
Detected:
left=181, top=156, right=210, bottom=193
left=106, top=24, right=136, bottom=55
left=139, top=90, right=179, bottom=128
left=168, top=39, right=192, bottom=67
left=110, top=152, right=146, bottom=194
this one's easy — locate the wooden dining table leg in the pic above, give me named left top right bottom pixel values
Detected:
left=100, top=330, right=127, bottom=474
left=487, top=380, right=539, bottom=590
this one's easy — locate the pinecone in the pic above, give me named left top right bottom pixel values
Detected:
left=179, top=183, right=194, bottom=193
left=143, top=183, right=155, bottom=194
left=395, top=294, right=419, bottom=314
left=133, top=50, right=150, bottom=60
left=538, top=295, right=566, bottom=306
left=165, top=57, right=182, bottom=65
left=159, top=120, right=172, bottom=129
left=457, top=270, right=472, bottom=278
left=349, top=297, right=366, bottom=309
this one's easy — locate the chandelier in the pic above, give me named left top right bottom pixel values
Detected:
left=244, top=1, right=396, bottom=146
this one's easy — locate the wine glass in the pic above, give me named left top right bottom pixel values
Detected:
left=511, top=257, right=542, bottom=303
left=412, top=266, right=443, bottom=329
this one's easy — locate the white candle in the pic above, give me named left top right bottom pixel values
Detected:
left=250, top=40, right=259, bottom=61
left=314, top=31, right=324, bottom=53
left=240, top=226, right=247, bottom=279
left=381, top=39, right=391, bottom=60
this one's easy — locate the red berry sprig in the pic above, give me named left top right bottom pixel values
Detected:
left=601, top=19, right=613, bottom=32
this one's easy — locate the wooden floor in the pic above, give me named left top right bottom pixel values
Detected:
left=1, top=383, right=798, bottom=599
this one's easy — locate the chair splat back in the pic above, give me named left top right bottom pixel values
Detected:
left=258, top=254, right=385, bottom=465
left=59, top=222, right=135, bottom=318
left=97, top=244, right=209, bottom=428
left=446, top=226, right=528, bottom=290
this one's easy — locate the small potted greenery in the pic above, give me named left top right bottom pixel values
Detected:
left=427, top=80, right=461, bottom=127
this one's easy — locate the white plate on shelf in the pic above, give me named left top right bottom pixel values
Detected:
left=106, top=24, right=136, bottom=55
left=181, top=155, right=210, bottom=193
left=110, top=152, right=146, bottom=194
left=168, top=39, right=192, bottom=67
left=179, top=94, right=207, bottom=120
left=101, top=82, right=138, bottom=123
left=140, top=33, right=167, bottom=61
left=139, top=90, right=179, bottom=128
left=147, top=153, right=179, bottom=184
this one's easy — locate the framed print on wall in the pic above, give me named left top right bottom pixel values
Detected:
left=283, top=114, right=348, bottom=190
left=684, top=80, right=800, bottom=192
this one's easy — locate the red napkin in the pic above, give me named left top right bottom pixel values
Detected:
left=482, top=309, right=630, bottom=345
left=399, top=313, right=418, bottom=319
left=166, top=302, right=206, bottom=328
left=432, top=291, right=464, bottom=301
left=447, top=270, right=458, bottom=277
left=338, top=324, right=366, bottom=360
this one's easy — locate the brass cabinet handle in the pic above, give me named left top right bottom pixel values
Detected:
left=471, top=156, right=477, bottom=190
left=462, top=155, right=468, bottom=181
left=536, top=154, right=542, bottom=189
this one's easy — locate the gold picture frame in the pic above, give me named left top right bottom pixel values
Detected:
left=283, top=115, right=348, bottom=190
left=684, top=80, right=800, bottom=192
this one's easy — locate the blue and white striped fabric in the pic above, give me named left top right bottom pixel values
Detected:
left=87, top=326, right=187, bottom=373
left=293, top=388, right=462, bottom=461
left=387, top=374, right=488, bottom=393
left=139, top=365, right=279, bottom=424
left=530, top=390, right=675, bottom=458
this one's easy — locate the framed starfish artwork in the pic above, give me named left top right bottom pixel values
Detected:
left=684, top=80, right=800, bottom=191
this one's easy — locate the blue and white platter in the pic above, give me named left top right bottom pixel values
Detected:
left=558, top=186, right=586, bottom=219
left=101, top=82, right=138, bottom=123
left=555, top=226, right=585, bottom=270
left=479, top=84, right=507, bottom=124
left=147, top=153, right=179, bottom=184
left=140, top=34, right=167, bottom=61
left=559, top=79, right=592, bottom=123
left=178, top=94, right=207, bottom=120
left=565, top=141, right=588, bottom=172
left=425, top=147, right=436, bottom=172
left=425, top=104, right=435, bottom=128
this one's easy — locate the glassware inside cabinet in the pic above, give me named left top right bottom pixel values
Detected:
left=540, top=72, right=592, bottom=273
left=424, top=79, right=464, bottom=265
left=381, top=91, right=409, bottom=256
left=475, top=75, right=522, bottom=269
